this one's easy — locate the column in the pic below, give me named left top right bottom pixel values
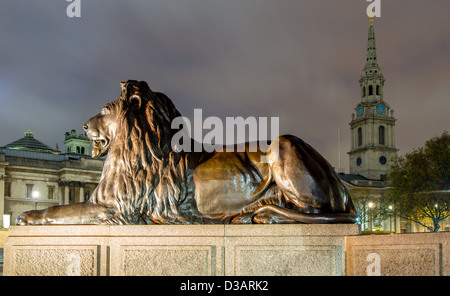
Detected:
left=64, top=185, right=70, bottom=205
left=392, top=123, right=396, bottom=147
left=388, top=124, right=393, bottom=147
left=0, top=174, right=5, bottom=228
left=0, top=157, right=6, bottom=228
left=79, top=184, right=85, bottom=203
left=59, top=185, right=64, bottom=205
left=395, top=216, right=401, bottom=233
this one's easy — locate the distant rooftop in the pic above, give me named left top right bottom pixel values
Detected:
left=1, top=131, right=58, bottom=154
left=65, top=129, right=90, bottom=141
left=338, top=173, right=390, bottom=188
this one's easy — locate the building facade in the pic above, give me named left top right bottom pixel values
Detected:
left=0, top=131, right=103, bottom=228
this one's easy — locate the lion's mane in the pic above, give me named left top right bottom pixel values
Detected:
left=89, top=81, right=201, bottom=224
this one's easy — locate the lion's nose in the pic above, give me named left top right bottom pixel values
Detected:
left=83, top=122, right=89, bottom=131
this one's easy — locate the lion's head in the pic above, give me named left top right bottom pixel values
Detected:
left=83, top=80, right=182, bottom=159
left=83, top=80, right=194, bottom=224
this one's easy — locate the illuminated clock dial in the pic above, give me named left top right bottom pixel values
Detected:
left=357, top=106, right=364, bottom=116
left=376, top=103, right=386, bottom=115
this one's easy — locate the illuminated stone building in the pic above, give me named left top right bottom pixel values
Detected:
left=0, top=130, right=103, bottom=227
left=340, top=20, right=448, bottom=232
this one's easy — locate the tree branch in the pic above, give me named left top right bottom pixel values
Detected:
left=394, top=213, right=434, bottom=232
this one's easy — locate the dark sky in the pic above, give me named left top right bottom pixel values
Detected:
left=1, top=0, right=449, bottom=172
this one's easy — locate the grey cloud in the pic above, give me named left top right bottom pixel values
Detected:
left=0, top=0, right=449, bottom=172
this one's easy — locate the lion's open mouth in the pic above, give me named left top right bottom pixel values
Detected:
left=91, top=137, right=109, bottom=158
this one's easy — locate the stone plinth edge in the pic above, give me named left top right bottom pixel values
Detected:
left=4, top=224, right=360, bottom=276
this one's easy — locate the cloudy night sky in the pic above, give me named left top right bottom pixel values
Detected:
left=0, top=0, right=449, bottom=172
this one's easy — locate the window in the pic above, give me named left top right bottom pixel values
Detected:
left=369, top=85, right=373, bottom=96
left=376, top=85, right=380, bottom=95
left=363, top=86, right=366, bottom=97
left=69, top=188, right=73, bottom=202
left=5, top=182, right=11, bottom=196
left=81, top=147, right=85, bottom=154
left=76, top=146, right=80, bottom=154
left=358, top=128, right=363, bottom=147
left=26, top=184, right=34, bottom=198
left=48, top=186, right=55, bottom=200
left=379, top=126, right=385, bottom=145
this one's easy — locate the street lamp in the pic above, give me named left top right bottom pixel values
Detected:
left=2, top=213, right=11, bottom=229
left=32, top=191, right=39, bottom=210
left=367, top=202, right=375, bottom=231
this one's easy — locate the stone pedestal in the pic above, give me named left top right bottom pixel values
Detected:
left=4, top=224, right=359, bottom=276
left=224, top=224, right=359, bottom=276
left=346, top=232, right=450, bottom=276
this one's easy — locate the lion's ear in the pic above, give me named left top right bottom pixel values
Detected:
left=120, top=80, right=138, bottom=96
left=129, top=94, right=142, bottom=108
left=120, top=81, right=129, bottom=97
left=120, top=81, right=143, bottom=109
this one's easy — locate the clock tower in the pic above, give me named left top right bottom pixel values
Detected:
left=348, top=19, right=398, bottom=180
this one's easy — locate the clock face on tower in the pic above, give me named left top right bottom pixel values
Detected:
left=357, top=106, right=364, bottom=116
left=376, top=103, right=386, bottom=114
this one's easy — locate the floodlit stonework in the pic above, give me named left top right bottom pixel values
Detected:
left=0, top=130, right=104, bottom=227
left=4, top=224, right=360, bottom=276
left=5, top=225, right=449, bottom=276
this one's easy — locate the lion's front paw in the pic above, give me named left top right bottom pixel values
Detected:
left=15, top=212, right=30, bottom=225
left=252, top=211, right=275, bottom=224
left=231, top=213, right=254, bottom=224
left=15, top=210, right=45, bottom=225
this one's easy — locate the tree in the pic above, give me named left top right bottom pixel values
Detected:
left=349, top=187, right=391, bottom=231
left=388, top=131, right=450, bottom=232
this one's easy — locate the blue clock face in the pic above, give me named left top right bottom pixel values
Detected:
left=357, top=106, right=364, bottom=116
left=376, top=103, right=386, bottom=114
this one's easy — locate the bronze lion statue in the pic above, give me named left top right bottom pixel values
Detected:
left=17, top=80, right=357, bottom=225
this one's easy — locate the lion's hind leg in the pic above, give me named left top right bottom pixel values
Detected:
left=252, top=205, right=298, bottom=224
left=230, top=184, right=287, bottom=224
left=252, top=204, right=357, bottom=224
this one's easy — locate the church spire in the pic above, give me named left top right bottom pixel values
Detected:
left=364, top=18, right=381, bottom=74
left=359, top=18, right=384, bottom=103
